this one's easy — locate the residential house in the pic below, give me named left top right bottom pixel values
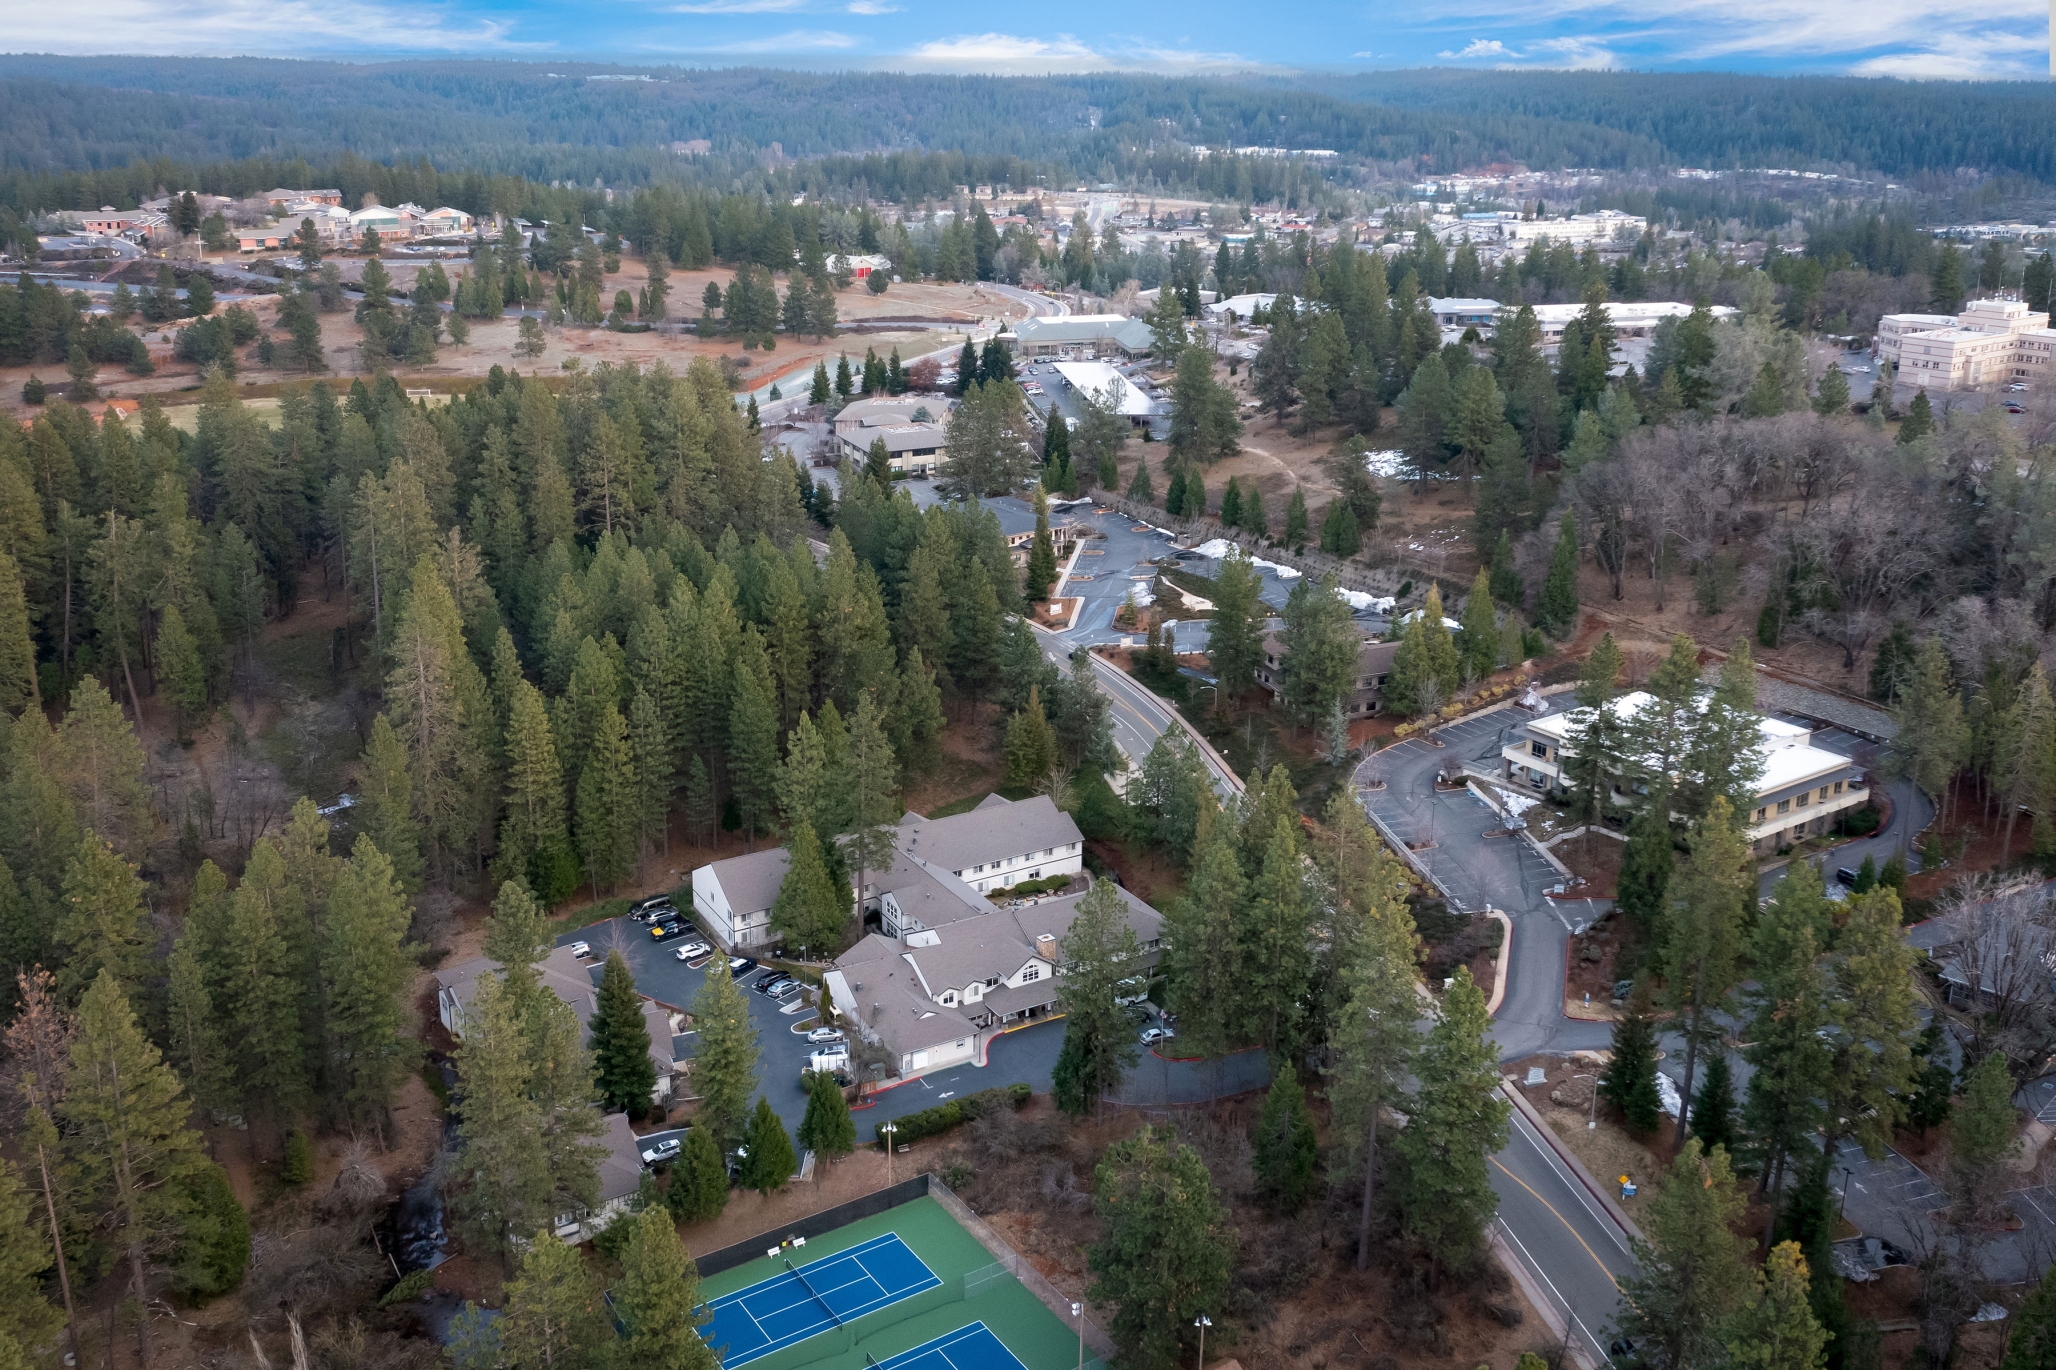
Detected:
left=235, top=229, right=294, bottom=253
left=823, top=876, right=1164, bottom=1079
left=826, top=252, right=893, bottom=279
left=1498, top=691, right=1869, bottom=854
left=691, top=794, right=1087, bottom=952
left=434, top=943, right=677, bottom=1101
left=553, top=1112, right=644, bottom=1243
left=1004, top=314, right=1155, bottom=361
left=1255, top=633, right=1402, bottom=717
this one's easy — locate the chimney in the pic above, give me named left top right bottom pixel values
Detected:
left=1034, top=934, right=1058, bottom=961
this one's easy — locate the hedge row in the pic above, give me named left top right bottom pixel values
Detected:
left=875, top=1083, right=1031, bottom=1148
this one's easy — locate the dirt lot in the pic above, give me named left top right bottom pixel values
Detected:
left=1, top=257, right=1027, bottom=423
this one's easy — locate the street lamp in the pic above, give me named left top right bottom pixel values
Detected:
left=1072, top=1302, right=1084, bottom=1370
left=1194, top=1315, right=1212, bottom=1370
left=881, top=1121, right=899, bottom=1185
left=1571, top=1073, right=1599, bottom=1129
left=1838, top=1166, right=1854, bottom=1222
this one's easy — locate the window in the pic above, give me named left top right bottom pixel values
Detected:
left=1817, top=786, right=1829, bottom=802
left=1833, top=781, right=1844, bottom=795
left=1021, top=964, right=1041, bottom=982
left=1795, top=791, right=1809, bottom=807
left=1754, top=807, right=1767, bottom=822
left=1777, top=799, right=1791, bottom=814
left=1530, top=741, right=1548, bottom=758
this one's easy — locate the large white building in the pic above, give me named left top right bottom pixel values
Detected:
left=1500, top=691, right=1870, bottom=855
left=1877, top=298, right=2054, bottom=392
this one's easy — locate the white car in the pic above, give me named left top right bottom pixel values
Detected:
left=2008, top=382, right=2030, bottom=393
left=639, top=1138, right=681, bottom=1165
left=805, top=1025, right=846, bottom=1045
left=674, top=942, right=713, bottom=961
left=1139, top=1026, right=1176, bottom=1046
left=568, top=941, right=592, bottom=959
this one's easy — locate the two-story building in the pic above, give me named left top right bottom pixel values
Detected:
left=1498, top=691, right=1868, bottom=854
left=553, top=1113, right=645, bottom=1244
left=1254, top=632, right=1402, bottom=718
left=692, top=794, right=1087, bottom=951
left=434, top=943, right=678, bottom=1102
left=839, top=422, right=949, bottom=476
left=822, top=876, right=1164, bottom=1080
left=1877, top=298, right=2055, bottom=392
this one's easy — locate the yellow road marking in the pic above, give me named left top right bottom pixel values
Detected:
left=1489, top=1155, right=1622, bottom=1289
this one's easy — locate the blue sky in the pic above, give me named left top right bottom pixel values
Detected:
left=6, top=0, right=2050, bottom=80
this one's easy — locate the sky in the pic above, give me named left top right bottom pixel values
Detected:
left=2, top=0, right=2050, bottom=81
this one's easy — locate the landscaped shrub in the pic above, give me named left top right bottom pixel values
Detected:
left=875, top=1083, right=1031, bottom=1148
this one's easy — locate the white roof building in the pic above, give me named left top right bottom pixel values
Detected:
left=1050, top=361, right=1157, bottom=420
left=1499, top=690, right=1871, bottom=853
left=1877, top=298, right=2055, bottom=393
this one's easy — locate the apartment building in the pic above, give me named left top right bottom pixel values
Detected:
left=1877, top=298, right=2055, bottom=392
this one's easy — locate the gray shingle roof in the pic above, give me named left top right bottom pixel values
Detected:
left=896, top=794, right=1083, bottom=879
left=706, top=845, right=792, bottom=915
left=1010, top=316, right=1155, bottom=351
left=436, top=944, right=673, bottom=1074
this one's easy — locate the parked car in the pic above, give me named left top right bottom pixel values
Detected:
left=2006, top=402, right=2027, bottom=413
left=639, top=1138, right=682, bottom=1165
left=1114, top=976, right=1152, bottom=1008
left=568, top=941, right=592, bottom=959
left=1834, top=867, right=1860, bottom=888
left=1139, top=1025, right=1176, bottom=1046
left=757, top=975, right=800, bottom=997
left=728, top=955, right=756, bottom=975
left=629, top=895, right=678, bottom=922
left=805, top=1025, right=846, bottom=1045
left=649, top=921, right=689, bottom=940
left=674, top=941, right=713, bottom=961
left=2008, top=382, right=2030, bottom=393
left=767, top=978, right=803, bottom=998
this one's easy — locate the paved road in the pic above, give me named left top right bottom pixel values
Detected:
left=1493, top=1106, right=1637, bottom=1362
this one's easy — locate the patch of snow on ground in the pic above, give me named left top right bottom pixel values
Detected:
left=1191, top=538, right=1237, bottom=559
left=1494, top=788, right=1539, bottom=816
left=1658, top=1071, right=1682, bottom=1118
left=1340, top=589, right=1397, bottom=611
left=1399, top=608, right=1462, bottom=630
left=1361, top=448, right=1410, bottom=478
left=1252, top=557, right=1302, bottom=580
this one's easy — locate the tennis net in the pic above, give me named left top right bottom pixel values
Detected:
left=785, top=1258, right=843, bottom=1329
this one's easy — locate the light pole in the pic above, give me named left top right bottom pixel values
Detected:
left=881, top=1121, right=899, bottom=1185
left=1571, top=1073, right=1599, bottom=1129
left=1838, top=1166, right=1854, bottom=1222
left=1194, top=1314, right=1212, bottom=1370
left=1072, top=1302, right=1084, bottom=1370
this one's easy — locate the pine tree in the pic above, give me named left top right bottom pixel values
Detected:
left=2003, top=1260, right=2056, bottom=1370
left=1163, top=816, right=1244, bottom=1084
left=1205, top=551, right=1264, bottom=716
left=1025, top=489, right=1059, bottom=602
left=728, top=632, right=780, bottom=843
left=1951, top=1052, right=2019, bottom=1222
left=1813, top=362, right=1851, bottom=416
left=684, top=755, right=715, bottom=849
left=155, top=603, right=207, bottom=742
left=358, top=713, right=424, bottom=891
left=1394, top=968, right=1509, bottom=1271
left=0, top=549, right=38, bottom=715
left=1725, top=1241, right=1829, bottom=1370
left=1602, top=979, right=1664, bottom=1134
left=1690, top=1050, right=1738, bottom=1156
left=575, top=703, right=638, bottom=894
left=1458, top=565, right=1498, bottom=681
left=1052, top=881, right=1144, bottom=1117
left=1127, top=454, right=1154, bottom=503
left=218, top=840, right=313, bottom=1130
left=1237, top=816, right=1314, bottom=1060
left=1664, top=797, right=1752, bottom=1153
left=629, top=686, right=673, bottom=859
left=797, top=1067, right=856, bottom=1165
left=667, top=1127, right=729, bottom=1224
left=739, top=1097, right=795, bottom=1194
left=496, top=1230, right=614, bottom=1370
left=687, top=958, right=759, bottom=1149
left=770, top=821, right=844, bottom=959
left=320, top=835, right=418, bottom=1137
left=1252, top=1070, right=1318, bottom=1214
left=55, top=677, right=150, bottom=859
left=1004, top=683, right=1060, bottom=789
left=613, top=1208, right=717, bottom=1370
left=1897, top=389, right=1935, bottom=444
left=62, top=971, right=210, bottom=1370
left=1889, top=637, right=1968, bottom=832
left=447, top=974, right=553, bottom=1270
left=1614, top=1141, right=1754, bottom=1370
left=165, top=939, right=234, bottom=1117
left=0, top=1155, right=62, bottom=1365
left=1616, top=781, right=1675, bottom=931
left=54, top=834, right=150, bottom=1002
left=1087, top=1126, right=1235, bottom=1370
left=1283, top=487, right=1309, bottom=547
left=1489, top=528, right=1523, bottom=606
left=1538, top=510, right=1580, bottom=634
left=591, top=951, right=657, bottom=1116
left=809, top=361, right=831, bottom=406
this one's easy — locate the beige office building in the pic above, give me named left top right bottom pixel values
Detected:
left=1877, top=298, right=2055, bottom=392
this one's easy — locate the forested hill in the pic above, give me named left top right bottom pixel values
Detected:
left=0, top=56, right=2049, bottom=186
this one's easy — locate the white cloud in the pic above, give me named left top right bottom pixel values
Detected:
left=0, top=0, right=536, bottom=53
left=1521, top=35, right=1618, bottom=67
left=1439, top=39, right=1520, bottom=59
left=1442, top=0, right=2047, bottom=76
left=892, top=33, right=1117, bottom=71
left=670, top=0, right=806, bottom=11
left=699, top=27, right=858, bottom=50
left=845, top=1, right=902, bottom=14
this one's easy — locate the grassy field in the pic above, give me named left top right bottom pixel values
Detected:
left=691, top=1196, right=1093, bottom=1370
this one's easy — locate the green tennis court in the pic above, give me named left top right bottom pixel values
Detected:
left=691, top=1197, right=1098, bottom=1370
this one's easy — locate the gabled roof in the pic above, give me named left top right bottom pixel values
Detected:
left=895, top=794, right=1082, bottom=878
left=702, top=845, right=791, bottom=914
left=435, top=944, right=673, bottom=1074
left=595, top=1111, right=644, bottom=1204
left=1011, top=314, right=1154, bottom=350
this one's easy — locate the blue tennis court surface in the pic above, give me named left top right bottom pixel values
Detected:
left=872, top=1322, right=1031, bottom=1370
left=703, top=1232, right=942, bottom=1366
